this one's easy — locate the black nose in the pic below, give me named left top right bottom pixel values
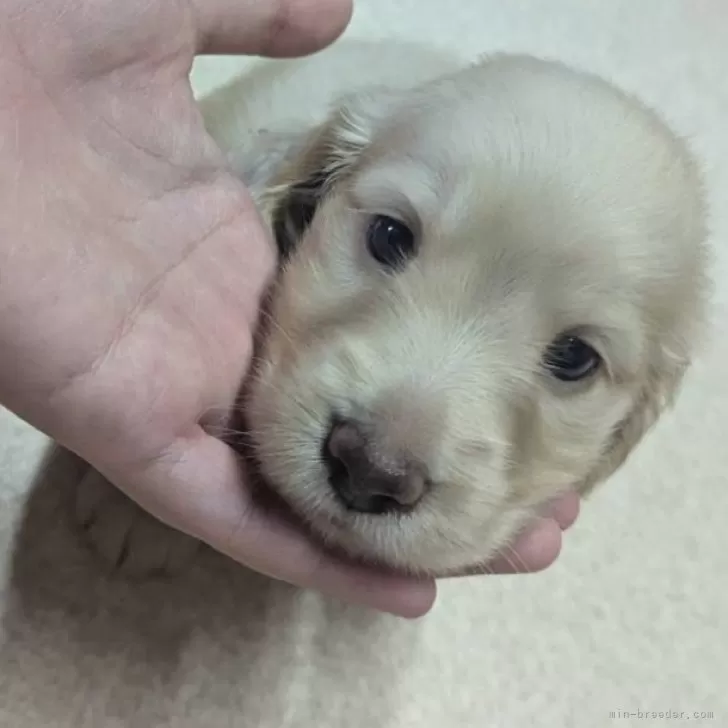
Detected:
left=323, top=418, right=426, bottom=515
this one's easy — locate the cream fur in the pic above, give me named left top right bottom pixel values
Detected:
left=77, top=45, right=708, bottom=578
left=244, top=53, right=708, bottom=575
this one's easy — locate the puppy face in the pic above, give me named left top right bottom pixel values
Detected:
left=245, top=55, right=707, bottom=575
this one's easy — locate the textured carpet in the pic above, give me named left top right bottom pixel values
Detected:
left=1, top=2, right=726, bottom=726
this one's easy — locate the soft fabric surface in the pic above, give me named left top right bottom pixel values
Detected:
left=1, top=2, right=726, bottom=726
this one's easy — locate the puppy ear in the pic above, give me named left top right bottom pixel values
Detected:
left=265, top=87, right=405, bottom=260
left=269, top=161, right=330, bottom=261
left=581, top=340, right=692, bottom=494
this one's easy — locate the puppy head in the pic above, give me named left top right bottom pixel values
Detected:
left=246, top=55, right=708, bottom=575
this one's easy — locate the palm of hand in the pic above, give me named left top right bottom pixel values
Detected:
left=1, top=0, right=272, bottom=473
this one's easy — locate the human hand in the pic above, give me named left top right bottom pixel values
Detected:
left=0, top=0, right=579, bottom=617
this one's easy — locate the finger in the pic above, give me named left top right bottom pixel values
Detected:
left=449, top=517, right=564, bottom=578
left=120, top=428, right=436, bottom=618
left=443, top=492, right=579, bottom=578
left=192, top=0, right=354, bottom=57
left=485, top=518, right=563, bottom=574
left=538, top=490, right=580, bottom=530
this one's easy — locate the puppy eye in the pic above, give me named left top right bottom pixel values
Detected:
left=366, top=215, right=416, bottom=270
left=543, top=334, right=601, bottom=382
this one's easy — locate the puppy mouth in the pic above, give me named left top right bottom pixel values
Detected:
left=249, top=459, right=503, bottom=578
left=249, top=471, right=418, bottom=573
left=244, top=442, right=417, bottom=569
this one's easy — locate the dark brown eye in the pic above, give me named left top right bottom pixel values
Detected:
left=366, top=215, right=416, bottom=270
left=544, top=335, right=601, bottom=382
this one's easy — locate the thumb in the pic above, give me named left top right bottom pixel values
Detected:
left=118, top=427, right=436, bottom=618
left=192, top=0, right=354, bottom=57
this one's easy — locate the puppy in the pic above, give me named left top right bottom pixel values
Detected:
left=77, top=47, right=708, bottom=577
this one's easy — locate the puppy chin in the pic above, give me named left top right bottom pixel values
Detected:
left=269, top=479, right=536, bottom=577
left=332, top=516, right=536, bottom=578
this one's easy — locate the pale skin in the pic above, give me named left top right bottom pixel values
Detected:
left=0, top=0, right=579, bottom=617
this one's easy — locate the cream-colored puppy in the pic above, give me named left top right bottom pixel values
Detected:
left=77, top=44, right=707, bottom=577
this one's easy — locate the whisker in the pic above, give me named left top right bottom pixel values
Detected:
left=257, top=307, right=297, bottom=349
left=504, top=542, right=530, bottom=573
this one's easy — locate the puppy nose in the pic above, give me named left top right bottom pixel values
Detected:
left=323, top=418, right=426, bottom=515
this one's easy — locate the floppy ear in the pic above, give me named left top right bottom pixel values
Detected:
left=580, top=340, right=692, bottom=495
left=582, top=210, right=709, bottom=496
left=263, top=87, right=406, bottom=261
